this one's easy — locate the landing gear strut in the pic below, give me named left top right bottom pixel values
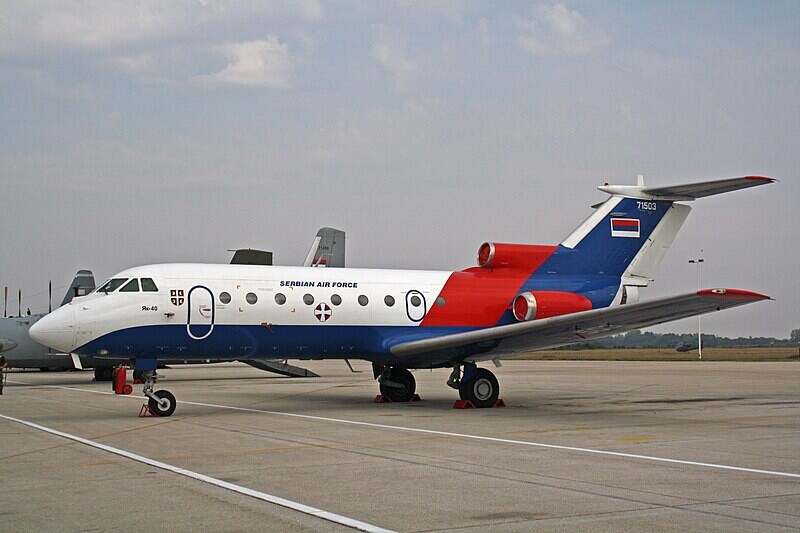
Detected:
left=374, top=364, right=417, bottom=402
left=448, top=363, right=500, bottom=408
left=140, top=369, right=176, bottom=417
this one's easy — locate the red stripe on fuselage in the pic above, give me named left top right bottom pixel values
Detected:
left=421, top=245, right=557, bottom=327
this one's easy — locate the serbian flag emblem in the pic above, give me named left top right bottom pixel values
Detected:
left=610, top=218, right=640, bottom=238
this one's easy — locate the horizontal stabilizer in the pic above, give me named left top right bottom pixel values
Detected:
left=230, top=249, right=273, bottom=265
left=598, top=176, right=775, bottom=200
left=390, top=289, right=770, bottom=361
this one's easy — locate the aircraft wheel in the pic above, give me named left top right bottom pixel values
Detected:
left=379, top=368, right=416, bottom=402
left=148, top=390, right=177, bottom=417
left=94, top=367, right=113, bottom=381
left=133, top=370, right=143, bottom=382
left=459, top=368, right=499, bottom=408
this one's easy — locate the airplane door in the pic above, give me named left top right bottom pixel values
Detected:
left=187, top=285, right=214, bottom=340
left=405, top=290, right=427, bottom=322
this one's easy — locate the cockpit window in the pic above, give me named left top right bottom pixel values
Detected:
left=141, top=278, right=158, bottom=292
left=97, top=278, right=128, bottom=293
left=120, top=279, right=140, bottom=292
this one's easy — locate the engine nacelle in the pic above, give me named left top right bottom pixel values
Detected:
left=512, top=291, right=593, bottom=322
left=477, top=242, right=557, bottom=270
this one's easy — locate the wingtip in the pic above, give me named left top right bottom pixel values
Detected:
left=697, top=288, right=771, bottom=301
left=744, top=175, right=778, bottom=183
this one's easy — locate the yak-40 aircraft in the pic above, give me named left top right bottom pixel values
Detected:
left=31, top=176, right=774, bottom=416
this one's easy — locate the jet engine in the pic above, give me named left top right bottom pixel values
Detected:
left=477, top=242, right=557, bottom=270
left=512, top=291, right=592, bottom=321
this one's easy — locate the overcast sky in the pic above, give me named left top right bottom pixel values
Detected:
left=1, top=1, right=797, bottom=338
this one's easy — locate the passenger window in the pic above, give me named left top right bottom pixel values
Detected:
left=219, top=292, right=232, bottom=304
left=97, top=278, right=128, bottom=293
left=119, top=279, right=140, bottom=292
left=275, top=293, right=286, bottom=305
left=331, top=294, right=342, bottom=306
left=384, top=295, right=395, bottom=307
left=141, top=278, right=158, bottom=292
left=436, top=296, right=446, bottom=307
left=410, top=295, right=421, bottom=307
left=246, top=292, right=257, bottom=304
left=303, top=294, right=315, bottom=305
left=358, top=295, right=369, bottom=306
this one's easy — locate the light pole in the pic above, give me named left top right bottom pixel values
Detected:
left=689, top=253, right=704, bottom=359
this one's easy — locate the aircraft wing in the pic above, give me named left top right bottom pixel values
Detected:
left=390, top=289, right=770, bottom=362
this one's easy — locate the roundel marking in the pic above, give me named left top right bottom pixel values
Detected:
left=314, top=302, right=332, bottom=322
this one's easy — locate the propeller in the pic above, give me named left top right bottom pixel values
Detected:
left=49, top=280, right=52, bottom=313
left=3, top=286, right=6, bottom=317
left=18, top=288, right=21, bottom=317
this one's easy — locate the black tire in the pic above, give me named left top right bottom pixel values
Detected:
left=459, top=368, right=499, bottom=408
left=379, top=368, right=416, bottom=402
left=94, top=367, right=114, bottom=382
left=132, top=370, right=143, bottom=382
left=148, top=390, right=177, bottom=417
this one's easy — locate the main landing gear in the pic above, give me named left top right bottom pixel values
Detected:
left=373, top=362, right=501, bottom=408
left=447, top=362, right=500, bottom=408
left=94, top=367, right=114, bottom=382
left=374, top=365, right=417, bottom=402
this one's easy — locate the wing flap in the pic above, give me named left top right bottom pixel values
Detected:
left=390, top=289, right=770, bottom=360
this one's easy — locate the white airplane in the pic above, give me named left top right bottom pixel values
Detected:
left=4, top=228, right=344, bottom=381
left=31, top=176, right=775, bottom=417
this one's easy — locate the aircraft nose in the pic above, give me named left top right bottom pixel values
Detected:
left=29, top=305, right=76, bottom=352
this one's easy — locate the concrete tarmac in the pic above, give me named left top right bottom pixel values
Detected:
left=1, top=360, right=798, bottom=532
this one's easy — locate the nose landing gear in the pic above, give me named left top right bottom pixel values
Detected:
left=140, top=370, right=176, bottom=417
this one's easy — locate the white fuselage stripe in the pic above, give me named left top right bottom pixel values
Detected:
left=10, top=380, right=800, bottom=480
left=0, top=412, right=396, bottom=533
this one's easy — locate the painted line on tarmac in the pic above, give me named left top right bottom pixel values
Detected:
left=11, top=380, right=800, bottom=480
left=182, top=399, right=800, bottom=480
left=0, top=412, right=395, bottom=533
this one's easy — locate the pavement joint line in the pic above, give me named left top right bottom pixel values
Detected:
left=9, top=380, right=800, bottom=480
left=0, top=412, right=396, bottom=533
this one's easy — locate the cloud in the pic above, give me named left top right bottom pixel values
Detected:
left=372, top=28, right=418, bottom=91
left=194, top=37, right=294, bottom=88
left=516, top=3, right=609, bottom=57
left=0, top=1, right=323, bottom=51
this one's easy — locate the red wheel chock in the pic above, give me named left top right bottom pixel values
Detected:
left=453, top=398, right=505, bottom=409
left=138, top=404, right=160, bottom=417
left=374, top=394, right=421, bottom=403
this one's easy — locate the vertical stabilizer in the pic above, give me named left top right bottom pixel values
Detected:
left=303, top=227, right=346, bottom=268
left=548, top=176, right=775, bottom=305
left=61, top=270, right=96, bottom=306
